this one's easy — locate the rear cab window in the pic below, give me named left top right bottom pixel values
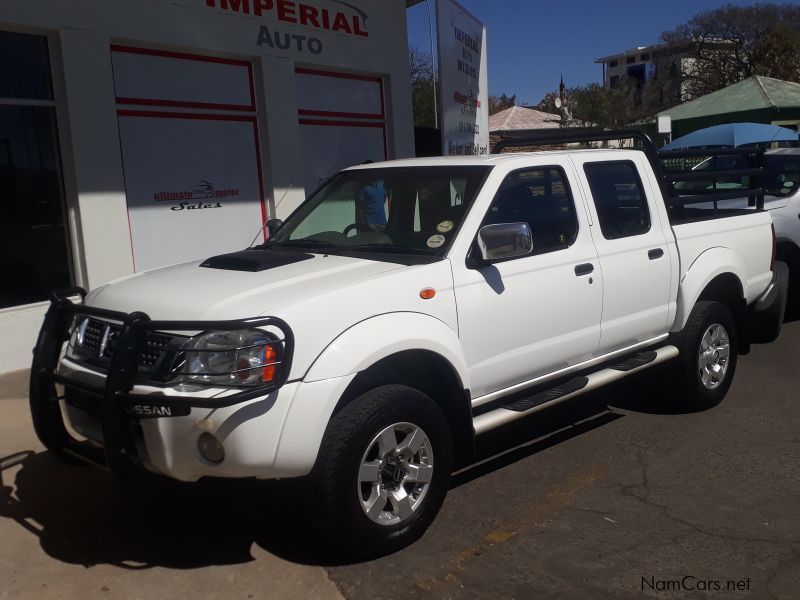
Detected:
left=583, top=161, right=651, bottom=239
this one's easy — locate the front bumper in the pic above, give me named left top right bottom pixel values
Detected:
left=30, top=288, right=295, bottom=479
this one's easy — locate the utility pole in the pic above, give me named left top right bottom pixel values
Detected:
left=426, top=0, right=439, bottom=129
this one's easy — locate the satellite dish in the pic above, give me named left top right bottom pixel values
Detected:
left=554, top=97, right=562, bottom=109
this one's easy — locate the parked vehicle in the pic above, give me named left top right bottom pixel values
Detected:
left=666, top=148, right=800, bottom=315
left=31, top=130, right=788, bottom=557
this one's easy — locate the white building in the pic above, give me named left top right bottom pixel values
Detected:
left=0, top=0, right=420, bottom=373
left=595, top=42, right=696, bottom=106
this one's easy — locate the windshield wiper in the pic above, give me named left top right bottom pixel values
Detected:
left=348, top=244, right=434, bottom=256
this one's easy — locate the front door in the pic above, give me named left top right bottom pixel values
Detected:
left=452, top=163, right=603, bottom=399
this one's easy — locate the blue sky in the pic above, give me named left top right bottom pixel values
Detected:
left=407, top=0, right=766, bottom=105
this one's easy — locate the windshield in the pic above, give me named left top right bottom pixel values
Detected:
left=267, top=166, right=491, bottom=258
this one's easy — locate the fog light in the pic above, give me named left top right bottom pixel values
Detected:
left=198, top=433, right=225, bottom=464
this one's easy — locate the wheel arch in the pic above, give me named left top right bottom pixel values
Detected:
left=675, top=248, right=747, bottom=321
left=333, top=350, right=475, bottom=468
left=676, top=266, right=749, bottom=354
left=303, top=313, right=475, bottom=467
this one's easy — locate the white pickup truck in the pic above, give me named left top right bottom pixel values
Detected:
left=31, top=131, right=788, bottom=557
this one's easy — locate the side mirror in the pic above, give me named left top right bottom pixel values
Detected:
left=476, top=222, right=533, bottom=263
left=266, top=219, right=284, bottom=237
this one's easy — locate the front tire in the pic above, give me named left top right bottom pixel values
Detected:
left=673, top=300, right=738, bottom=410
left=307, top=385, right=453, bottom=558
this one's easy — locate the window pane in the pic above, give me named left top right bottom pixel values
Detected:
left=584, top=161, right=651, bottom=239
left=0, top=31, right=53, bottom=100
left=765, top=154, right=800, bottom=196
left=483, top=166, right=579, bottom=255
left=0, top=106, right=70, bottom=308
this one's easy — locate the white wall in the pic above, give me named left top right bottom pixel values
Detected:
left=0, top=0, right=415, bottom=374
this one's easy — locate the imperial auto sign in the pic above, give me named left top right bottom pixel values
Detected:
left=205, top=0, right=370, bottom=37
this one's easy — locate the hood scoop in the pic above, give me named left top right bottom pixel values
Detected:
left=200, top=249, right=314, bottom=272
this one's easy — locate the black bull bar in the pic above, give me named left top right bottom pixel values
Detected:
left=29, top=287, right=294, bottom=477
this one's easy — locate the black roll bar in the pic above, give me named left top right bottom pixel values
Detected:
left=490, top=128, right=765, bottom=213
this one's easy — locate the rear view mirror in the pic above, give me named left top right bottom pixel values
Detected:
left=266, top=219, right=284, bottom=236
left=476, top=222, right=533, bottom=263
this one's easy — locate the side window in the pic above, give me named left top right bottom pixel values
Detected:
left=482, top=166, right=579, bottom=255
left=583, top=161, right=651, bottom=239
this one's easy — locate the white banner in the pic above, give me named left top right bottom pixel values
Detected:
left=436, top=0, right=489, bottom=156
left=111, top=47, right=254, bottom=110
left=118, top=114, right=265, bottom=272
left=295, top=69, right=384, bottom=118
left=298, top=121, right=386, bottom=194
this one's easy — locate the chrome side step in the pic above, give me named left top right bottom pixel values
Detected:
left=473, top=345, right=679, bottom=435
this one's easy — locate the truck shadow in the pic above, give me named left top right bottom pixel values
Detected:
left=0, top=365, right=689, bottom=569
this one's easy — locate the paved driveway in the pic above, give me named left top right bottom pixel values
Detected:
left=2, top=321, right=799, bottom=599
left=328, top=320, right=800, bottom=599
left=0, top=370, right=341, bottom=600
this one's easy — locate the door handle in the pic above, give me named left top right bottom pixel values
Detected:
left=574, top=263, right=594, bottom=276
left=648, top=248, right=664, bottom=260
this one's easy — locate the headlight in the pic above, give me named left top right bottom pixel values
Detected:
left=173, top=329, right=281, bottom=387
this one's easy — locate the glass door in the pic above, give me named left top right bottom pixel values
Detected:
left=0, top=31, right=71, bottom=309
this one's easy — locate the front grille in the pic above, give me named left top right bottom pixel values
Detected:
left=81, top=319, right=109, bottom=357
left=141, top=333, right=173, bottom=367
left=73, top=317, right=177, bottom=372
left=64, top=386, right=103, bottom=417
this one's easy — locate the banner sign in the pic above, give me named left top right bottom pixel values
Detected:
left=118, top=114, right=265, bottom=272
left=436, top=0, right=489, bottom=156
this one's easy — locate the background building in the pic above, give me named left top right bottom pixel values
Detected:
left=0, top=0, right=419, bottom=373
left=595, top=42, right=696, bottom=107
left=595, top=40, right=737, bottom=110
left=657, top=75, right=800, bottom=138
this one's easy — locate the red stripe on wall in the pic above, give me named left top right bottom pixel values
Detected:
left=111, top=45, right=256, bottom=111
left=295, top=67, right=382, bottom=83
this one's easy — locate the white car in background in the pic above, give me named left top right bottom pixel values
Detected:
left=673, top=148, right=800, bottom=315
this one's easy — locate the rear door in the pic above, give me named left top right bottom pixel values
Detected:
left=572, top=155, right=672, bottom=354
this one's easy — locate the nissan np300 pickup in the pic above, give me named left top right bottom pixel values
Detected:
left=31, top=131, right=788, bottom=557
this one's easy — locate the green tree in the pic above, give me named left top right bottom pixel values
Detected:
left=488, top=93, right=517, bottom=115
left=753, top=24, right=800, bottom=82
left=661, top=3, right=800, bottom=100
left=409, top=47, right=437, bottom=128
left=536, top=79, right=644, bottom=129
left=534, top=91, right=560, bottom=114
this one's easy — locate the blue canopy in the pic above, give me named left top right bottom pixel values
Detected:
left=662, top=122, right=799, bottom=150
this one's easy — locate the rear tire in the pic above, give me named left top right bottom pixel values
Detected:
left=673, top=301, right=738, bottom=411
left=307, top=385, right=453, bottom=558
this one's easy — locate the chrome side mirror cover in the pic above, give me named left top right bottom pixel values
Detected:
left=477, top=222, right=533, bottom=263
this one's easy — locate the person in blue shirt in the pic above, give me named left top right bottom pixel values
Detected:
left=355, top=179, right=388, bottom=232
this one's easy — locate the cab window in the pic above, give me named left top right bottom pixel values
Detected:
left=481, top=166, right=579, bottom=255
